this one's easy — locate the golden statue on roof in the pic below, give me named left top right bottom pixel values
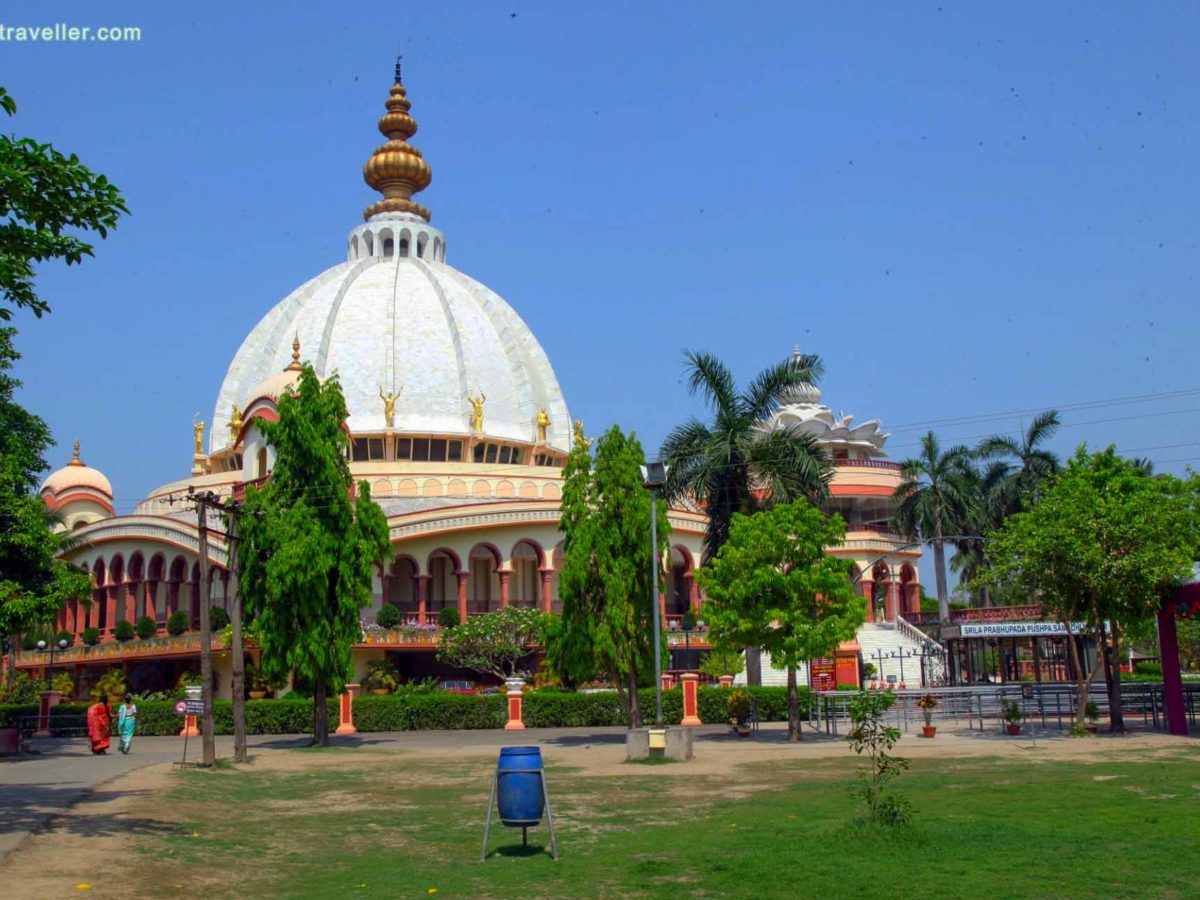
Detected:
left=467, top=392, right=486, bottom=432
left=379, top=385, right=401, bottom=429
left=536, top=407, right=551, bottom=443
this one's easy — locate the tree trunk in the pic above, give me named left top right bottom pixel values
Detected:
left=933, top=536, right=949, bottom=622
left=626, top=672, right=642, bottom=728
left=745, top=646, right=763, bottom=686
left=981, top=585, right=992, bottom=608
left=312, top=676, right=329, bottom=746
left=5, top=633, right=16, bottom=680
left=1104, top=622, right=1126, bottom=733
left=1063, top=625, right=1100, bottom=726
left=786, top=666, right=802, bottom=742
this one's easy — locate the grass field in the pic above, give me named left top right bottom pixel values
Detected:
left=105, top=744, right=1200, bottom=898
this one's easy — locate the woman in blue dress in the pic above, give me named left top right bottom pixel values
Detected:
left=117, top=693, right=137, bottom=754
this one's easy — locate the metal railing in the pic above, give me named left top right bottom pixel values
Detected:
left=810, top=682, right=1200, bottom=736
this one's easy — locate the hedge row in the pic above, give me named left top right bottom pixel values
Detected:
left=0, top=686, right=810, bottom=735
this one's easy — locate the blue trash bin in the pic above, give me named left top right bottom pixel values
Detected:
left=496, top=746, right=544, bottom=827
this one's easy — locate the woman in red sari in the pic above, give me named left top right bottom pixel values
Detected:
left=87, top=694, right=112, bottom=754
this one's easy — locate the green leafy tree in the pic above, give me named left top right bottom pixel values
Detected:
left=985, top=446, right=1200, bottom=730
left=661, top=350, right=833, bottom=682
left=436, top=607, right=547, bottom=682
left=0, top=87, right=128, bottom=320
left=698, top=500, right=865, bottom=741
left=893, top=432, right=976, bottom=621
left=698, top=644, right=745, bottom=679
left=238, top=366, right=390, bottom=745
left=548, top=426, right=669, bottom=726
left=0, top=329, right=90, bottom=668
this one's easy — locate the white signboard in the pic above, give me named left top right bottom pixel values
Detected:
left=959, top=621, right=1090, bottom=638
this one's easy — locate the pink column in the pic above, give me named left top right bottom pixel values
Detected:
left=416, top=575, right=429, bottom=624
left=124, top=581, right=137, bottom=625
left=1157, top=605, right=1188, bottom=736
left=504, top=683, right=526, bottom=730
left=336, top=683, right=361, bottom=735
left=687, top=574, right=701, bottom=611
left=905, top=583, right=920, bottom=617
left=659, top=590, right=667, bottom=629
left=680, top=673, right=701, bottom=726
left=456, top=573, right=468, bottom=624
left=104, top=587, right=117, bottom=638
left=63, top=601, right=74, bottom=636
left=499, top=571, right=510, bottom=608
left=88, top=590, right=101, bottom=630
left=885, top=582, right=898, bottom=622
left=540, top=570, right=552, bottom=613
left=144, top=581, right=159, bottom=625
left=860, top=580, right=874, bottom=624
left=166, top=581, right=179, bottom=620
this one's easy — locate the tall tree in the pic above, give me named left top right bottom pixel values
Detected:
left=985, top=446, right=1200, bottom=730
left=698, top=500, right=865, bottom=741
left=550, top=426, right=668, bottom=727
left=0, top=87, right=128, bottom=320
left=0, top=329, right=90, bottom=670
left=893, top=432, right=975, bottom=622
left=237, top=366, right=390, bottom=745
left=976, top=410, right=1061, bottom=518
left=661, top=350, right=833, bottom=683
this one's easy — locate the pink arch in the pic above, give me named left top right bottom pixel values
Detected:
left=425, top=547, right=462, bottom=575
left=510, top=538, right=546, bottom=570
left=468, top=541, right=503, bottom=568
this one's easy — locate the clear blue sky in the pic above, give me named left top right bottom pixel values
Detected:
left=5, top=3, right=1199, bottom=559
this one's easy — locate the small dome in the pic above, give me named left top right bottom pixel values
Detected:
left=40, top=440, right=113, bottom=497
left=243, top=335, right=306, bottom=407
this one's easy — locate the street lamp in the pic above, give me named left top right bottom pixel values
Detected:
left=35, top=638, right=70, bottom=692
left=640, top=460, right=669, bottom=727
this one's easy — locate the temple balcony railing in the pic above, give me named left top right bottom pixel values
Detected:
left=832, top=458, right=902, bottom=471
left=12, top=633, right=227, bottom=667
left=906, top=604, right=1046, bottom=626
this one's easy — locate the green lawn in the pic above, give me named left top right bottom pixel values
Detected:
left=134, top=747, right=1200, bottom=898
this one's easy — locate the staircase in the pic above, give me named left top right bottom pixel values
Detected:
left=734, top=618, right=945, bottom=689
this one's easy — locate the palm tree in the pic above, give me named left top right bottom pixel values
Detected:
left=893, top=432, right=976, bottom=622
left=976, top=410, right=1061, bottom=518
left=661, top=350, right=834, bottom=684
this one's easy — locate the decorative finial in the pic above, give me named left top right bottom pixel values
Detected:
left=394, top=55, right=403, bottom=84
left=68, top=438, right=85, bottom=467
left=363, top=61, right=432, bottom=222
left=285, top=333, right=303, bottom=371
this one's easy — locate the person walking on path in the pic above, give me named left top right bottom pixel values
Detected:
left=117, top=693, right=137, bottom=754
left=87, top=694, right=112, bottom=755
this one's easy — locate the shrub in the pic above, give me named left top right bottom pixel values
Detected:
left=1003, top=699, right=1021, bottom=726
left=55, top=630, right=73, bottom=646
left=167, top=610, right=189, bottom=636
left=437, top=606, right=460, bottom=629
left=1, top=671, right=41, bottom=704
left=209, top=607, right=230, bottom=630
left=375, top=604, right=401, bottom=629
left=848, top=690, right=910, bottom=826
left=136, top=616, right=157, bottom=639
left=113, top=620, right=135, bottom=642
left=1133, top=661, right=1162, bottom=677
left=92, top=667, right=127, bottom=701
left=363, top=658, right=399, bottom=693
left=20, top=633, right=38, bottom=651
left=727, top=689, right=752, bottom=725
left=82, top=626, right=101, bottom=646
left=52, top=672, right=76, bottom=696
left=698, top=645, right=744, bottom=679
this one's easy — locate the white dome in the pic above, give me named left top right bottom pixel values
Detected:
left=211, top=221, right=572, bottom=455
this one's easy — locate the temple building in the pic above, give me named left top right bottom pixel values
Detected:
left=20, top=65, right=931, bottom=698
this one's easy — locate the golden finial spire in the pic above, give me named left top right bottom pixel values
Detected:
left=285, top=333, right=303, bottom=371
left=362, top=56, right=433, bottom=222
left=68, top=438, right=85, bottom=467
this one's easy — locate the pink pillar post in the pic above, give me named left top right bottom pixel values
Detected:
left=860, top=580, right=874, bottom=624
left=417, top=576, right=429, bottom=624
left=1157, top=605, right=1188, bottom=736
left=63, top=601, right=75, bottom=636
left=661, top=672, right=674, bottom=690
left=124, top=581, right=137, bottom=625
left=456, top=573, right=468, bottom=624
left=166, top=581, right=179, bottom=620
left=686, top=573, right=700, bottom=612
left=104, top=587, right=117, bottom=639
left=906, top=583, right=920, bottom=617
left=35, top=690, right=63, bottom=737
left=718, top=675, right=734, bottom=687
left=145, top=581, right=159, bottom=627
left=659, top=590, right=667, bottom=629
left=680, top=673, right=701, bottom=726
left=885, top=582, right=898, bottom=623
left=336, top=683, right=361, bottom=735
left=504, top=683, right=526, bottom=730
left=88, top=590, right=101, bottom=630
left=499, top=571, right=510, bottom=608
left=540, top=570, right=552, bottom=613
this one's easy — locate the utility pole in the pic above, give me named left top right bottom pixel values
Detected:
left=191, top=488, right=218, bottom=767
left=227, top=500, right=247, bottom=764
